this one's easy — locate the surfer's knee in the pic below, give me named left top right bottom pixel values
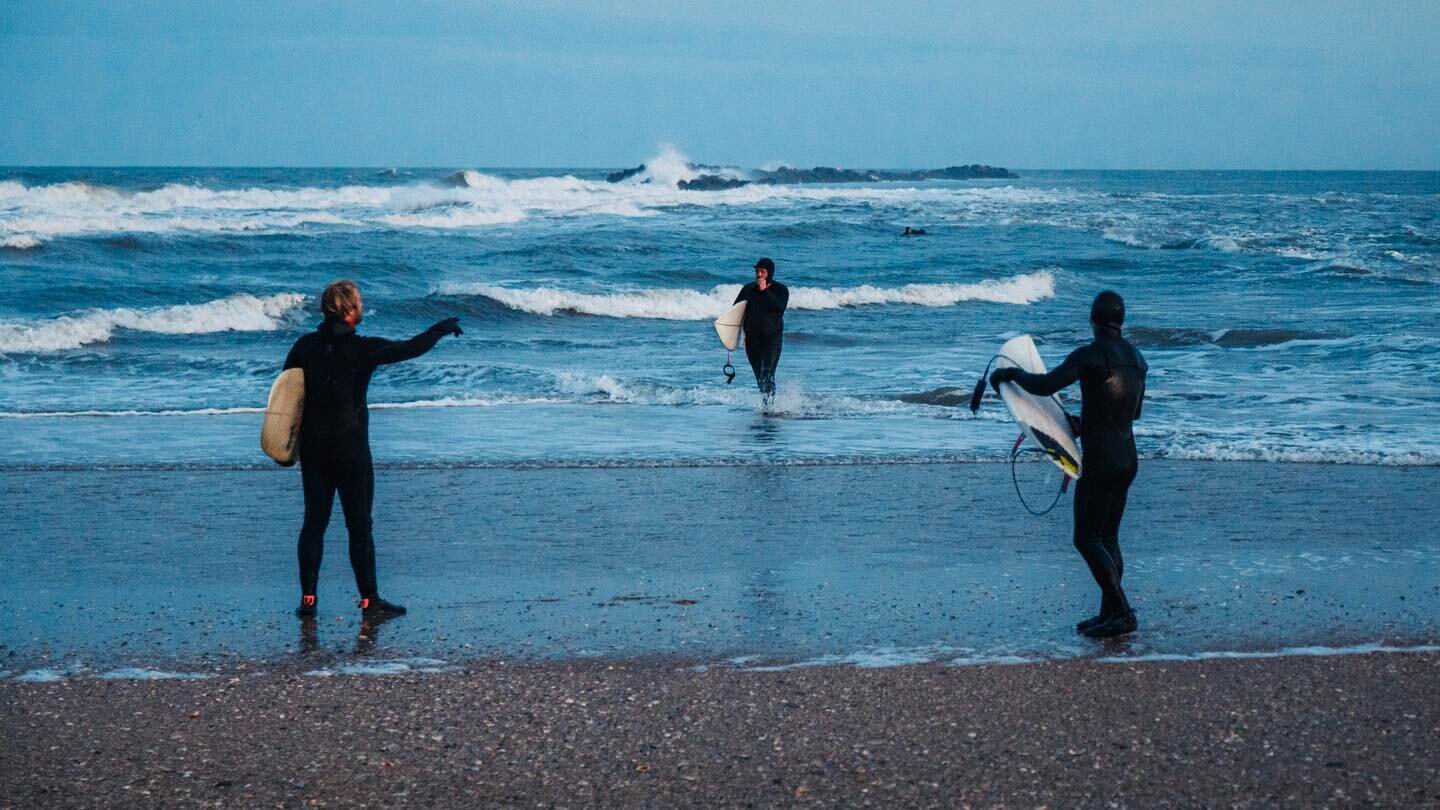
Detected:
left=300, top=515, right=329, bottom=536
left=344, top=516, right=373, bottom=538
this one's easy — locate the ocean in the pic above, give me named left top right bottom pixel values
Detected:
left=2, top=157, right=1438, bottom=471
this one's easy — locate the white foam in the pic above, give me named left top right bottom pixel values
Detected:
left=0, top=406, right=265, bottom=419
left=629, top=144, right=699, bottom=186
left=379, top=208, right=526, bottom=228
left=99, top=668, right=212, bottom=680
left=370, top=395, right=559, bottom=411
left=13, top=668, right=74, bottom=682
left=735, top=647, right=947, bottom=671
left=442, top=270, right=1054, bottom=320
left=1, top=234, right=41, bottom=250
left=0, top=169, right=1085, bottom=241
left=1101, top=228, right=1156, bottom=249
left=1098, top=642, right=1440, bottom=664
left=1148, top=440, right=1440, bottom=467
left=727, top=645, right=1051, bottom=671
left=0, top=396, right=555, bottom=420
left=0, top=292, right=306, bottom=354
left=551, top=371, right=915, bottom=415
left=304, top=657, right=460, bottom=677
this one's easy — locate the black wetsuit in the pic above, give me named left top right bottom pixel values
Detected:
left=1006, top=327, right=1147, bottom=616
left=733, top=280, right=789, bottom=396
left=282, top=318, right=447, bottom=598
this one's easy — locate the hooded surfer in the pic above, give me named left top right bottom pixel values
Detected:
left=283, top=280, right=462, bottom=618
left=990, top=291, right=1147, bottom=638
left=732, top=257, right=790, bottom=401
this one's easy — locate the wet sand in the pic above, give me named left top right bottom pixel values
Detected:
left=4, top=460, right=1440, bottom=669
left=4, top=652, right=1439, bottom=807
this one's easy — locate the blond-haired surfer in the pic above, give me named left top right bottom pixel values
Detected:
left=283, top=280, right=462, bottom=618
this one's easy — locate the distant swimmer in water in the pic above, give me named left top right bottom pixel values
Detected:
left=902, top=226, right=927, bottom=236
left=283, top=280, right=463, bottom=619
left=990, top=291, right=1147, bottom=638
left=732, top=257, right=790, bottom=402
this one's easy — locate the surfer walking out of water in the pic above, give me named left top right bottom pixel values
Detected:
left=990, top=291, right=1147, bottom=638
left=283, top=280, right=462, bottom=619
left=733, top=257, right=789, bottom=401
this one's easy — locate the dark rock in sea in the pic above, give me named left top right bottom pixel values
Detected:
left=442, top=171, right=473, bottom=187
left=678, top=175, right=751, bottom=190
left=755, top=166, right=879, bottom=184
left=607, top=160, right=1018, bottom=189
left=922, top=165, right=1019, bottom=180
left=902, top=227, right=927, bottom=236
left=751, top=164, right=1017, bottom=184
left=606, top=164, right=647, bottom=183
left=897, top=387, right=972, bottom=407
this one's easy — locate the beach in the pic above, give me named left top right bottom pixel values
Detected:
left=6, top=652, right=1439, bottom=807
left=6, top=458, right=1440, bottom=804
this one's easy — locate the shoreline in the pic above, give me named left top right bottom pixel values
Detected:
left=5, top=651, right=1439, bottom=806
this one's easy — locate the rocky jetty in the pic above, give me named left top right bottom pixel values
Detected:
left=608, top=162, right=1018, bottom=189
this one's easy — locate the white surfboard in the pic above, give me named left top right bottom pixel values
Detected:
left=714, top=300, right=747, bottom=350
left=261, top=368, right=304, bottom=467
left=994, top=335, right=1082, bottom=479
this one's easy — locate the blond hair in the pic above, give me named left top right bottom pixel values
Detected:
left=320, top=280, right=362, bottom=321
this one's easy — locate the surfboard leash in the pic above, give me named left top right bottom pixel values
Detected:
left=722, top=352, right=737, bottom=384
left=1010, top=442, right=1069, bottom=516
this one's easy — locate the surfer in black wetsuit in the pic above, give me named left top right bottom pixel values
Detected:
left=990, top=291, right=1147, bottom=638
left=283, top=280, right=462, bottom=618
left=733, top=257, right=789, bottom=401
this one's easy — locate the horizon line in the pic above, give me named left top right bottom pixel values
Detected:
left=2, top=164, right=1438, bottom=173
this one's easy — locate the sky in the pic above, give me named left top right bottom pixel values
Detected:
left=2, top=1, right=1438, bottom=169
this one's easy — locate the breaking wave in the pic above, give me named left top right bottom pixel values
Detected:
left=439, top=270, right=1055, bottom=320
left=0, top=293, right=306, bottom=354
left=0, top=154, right=1080, bottom=243
left=1, top=234, right=42, bottom=250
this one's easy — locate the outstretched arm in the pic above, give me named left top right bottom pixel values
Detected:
left=365, top=318, right=462, bottom=366
left=994, top=346, right=1089, bottom=397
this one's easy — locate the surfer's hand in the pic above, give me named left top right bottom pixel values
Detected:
left=989, top=368, right=1017, bottom=391
left=430, top=317, right=463, bottom=337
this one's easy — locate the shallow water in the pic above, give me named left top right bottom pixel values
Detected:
left=4, top=461, right=1437, bottom=675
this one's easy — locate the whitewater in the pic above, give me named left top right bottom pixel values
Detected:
left=1, top=159, right=1437, bottom=469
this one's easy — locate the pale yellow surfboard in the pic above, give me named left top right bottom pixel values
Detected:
left=261, top=368, right=304, bottom=466
left=714, top=300, right=747, bottom=350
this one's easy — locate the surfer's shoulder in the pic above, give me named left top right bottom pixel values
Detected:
left=290, top=330, right=320, bottom=350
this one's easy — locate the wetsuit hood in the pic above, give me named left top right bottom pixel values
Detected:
left=1090, top=290, right=1124, bottom=338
